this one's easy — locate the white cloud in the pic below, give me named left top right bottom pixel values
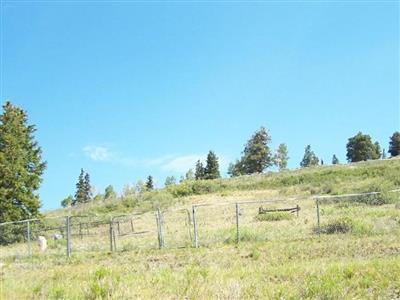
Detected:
left=81, top=145, right=231, bottom=174
left=83, top=146, right=112, bottom=161
left=160, top=154, right=204, bottom=173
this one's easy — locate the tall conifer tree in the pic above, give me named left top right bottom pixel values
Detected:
left=389, top=132, right=400, bottom=157
left=146, top=175, right=154, bottom=191
left=195, top=160, right=205, bottom=180
left=0, top=102, right=46, bottom=223
left=204, top=151, right=220, bottom=179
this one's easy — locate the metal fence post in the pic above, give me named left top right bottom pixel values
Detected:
left=316, top=198, right=321, bottom=235
left=192, top=206, right=199, bottom=248
left=155, top=210, right=161, bottom=249
left=235, top=203, right=240, bottom=244
left=66, top=216, right=72, bottom=257
left=159, top=209, right=165, bottom=248
left=27, top=220, right=32, bottom=256
left=156, top=209, right=165, bottom=249
left=109, top=218, right=114, bottom=252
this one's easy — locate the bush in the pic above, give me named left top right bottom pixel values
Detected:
left=0, top=223, right=26, bottom=245
left=315, top=217, right=353, bottom=234
left=255, top=212, right=294, bottom=222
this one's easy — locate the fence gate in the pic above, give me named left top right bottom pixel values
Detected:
left=161, top=208, right=192, bottom=249
left=112, top=212, right=159, bottom=251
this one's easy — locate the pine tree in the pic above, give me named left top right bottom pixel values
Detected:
left=239, top=127, right=273, bottom=174
left=346, top=132, right=381, bottom=162
left=332, top=154, right=339, bottom=165
left=146, top=175, right=154, bottom=191
left=73, top=169, right=86, bottom=205
left=195, top=160, right=205, bottom=180
left=83, top=172, right=92, bottom=203
left=274, top=143, right=289, bottom=171
left=389, top=132, right=400, bottom=157
left=300, top=145, right=319, bottom=168
left=204, top=151, right=220, bottom=179
left=0, top=102, right=46, bottom=223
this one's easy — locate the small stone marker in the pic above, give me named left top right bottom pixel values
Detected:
left=37, top=236, right=47, bottom=252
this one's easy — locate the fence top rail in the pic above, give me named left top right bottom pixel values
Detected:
left=313, top=188, right=400, bottom=201
left=0, top=215, right=68, bottom=226
left=193, top=198, right=301, bottom=208
left=0, top=218, right=40, bottom=226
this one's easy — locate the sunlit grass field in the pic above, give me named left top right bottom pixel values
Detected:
left=1, top=159, right=400, bottom=299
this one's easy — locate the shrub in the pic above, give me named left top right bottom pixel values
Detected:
left=315, top=217, right=353, bottom=234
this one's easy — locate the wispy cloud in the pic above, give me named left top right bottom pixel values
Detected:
left=160, top=154, right=204, bottom=173
left=83, top=146, right=113, bottom=161
left=82, top=145, right=231, bottom=173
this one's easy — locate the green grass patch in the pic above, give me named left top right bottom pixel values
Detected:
left=255, top=212, right=294, bottom=222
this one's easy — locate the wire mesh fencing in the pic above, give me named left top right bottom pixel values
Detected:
left=161, top=208, right=192, bottom=249
left=193, top=203, right=237, bottom=247
left=0, top=216, right=67, bottom=259
left=190, top=199, right=315, bottom=247
left=314, top=191, right=400, bottom=236
left=112, top=212, right=159, bottom=251
left=69, top=215, right=110, bottom=253
left=1, top=190, right=399, bottom=259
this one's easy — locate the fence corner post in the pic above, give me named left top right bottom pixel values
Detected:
left=235, top=203, right=240, bottom=244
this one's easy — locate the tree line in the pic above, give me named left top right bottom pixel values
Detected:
left=0, top=101, right=399, bottom=221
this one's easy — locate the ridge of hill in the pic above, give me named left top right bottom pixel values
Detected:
left=48, top=158, right=400, bottom=217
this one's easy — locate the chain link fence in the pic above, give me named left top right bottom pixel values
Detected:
left=1, top=190, right=399, bottom=259
left=0, top=216, right=67, bottom=258
left=314, top=190, right=400, bottom=236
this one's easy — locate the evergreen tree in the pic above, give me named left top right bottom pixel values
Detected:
left=164, top=176, right=176, bottom=186
left=320, top=159, right=324, bottom=165
left=73, top=169, right=92, bottom=205
left=346, top=132, right=381, bottom=162
left=227, top=160, right=244, bottom=177
left=274, top=143, right=289, bottom=171
left=61, top=195, right=73, bottom=208
left=204, top=151, right=220, bottom=179
left=83, top=172, right=92, bottom=202
left=195, top=160, right=205, bottom=180
left=104, top=185, right=116, bottom=200
left=146, top=175, right=154, bottom=191
left=389, top=131, right=400, bottom=157
left=300, top=145, right=319, bottom=168
left=238, top=127, right=273, bottom=174
left=332, top=154, right=339, bottom=165
left=0, top=102, right=46, bottom=223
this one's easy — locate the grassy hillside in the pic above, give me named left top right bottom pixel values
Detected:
left=49, top=158, right=400, bottom=217
left=1, top=158, right=400, bottom=299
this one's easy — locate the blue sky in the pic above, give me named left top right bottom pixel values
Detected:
left=1, top=1, right=399, bottom=210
